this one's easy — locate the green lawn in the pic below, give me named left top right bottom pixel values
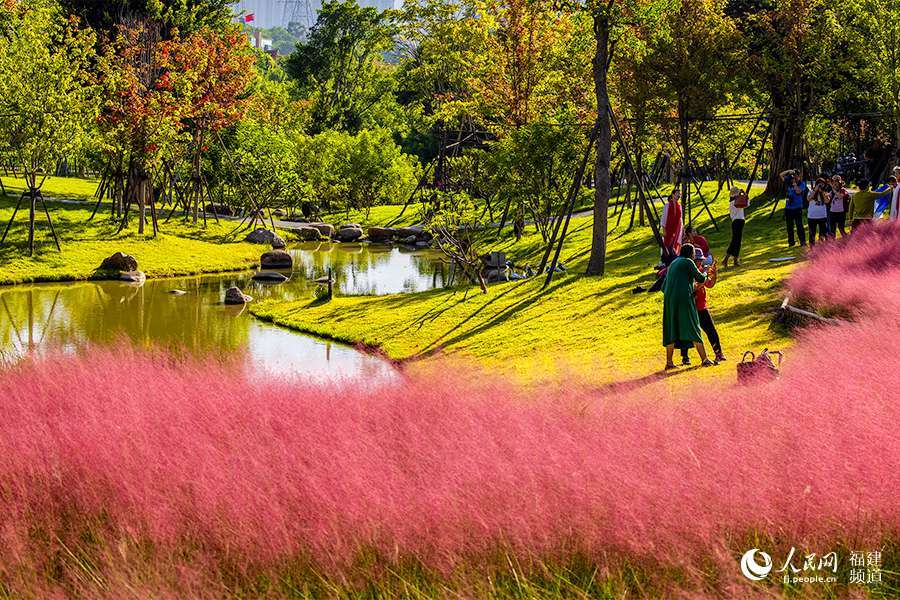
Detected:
left=322, top=186, right=625, bottom=229
left=1, top=174, right=101, bottom=201
left=0, top=195, right=273, bottom=286
left=321, top=202, right=427, bottom=228
left=252, top=183, right=799, bottom=385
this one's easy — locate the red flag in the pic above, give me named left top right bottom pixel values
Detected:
left=243, top=13, right=255, bottom=23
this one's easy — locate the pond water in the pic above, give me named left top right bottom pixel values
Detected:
left=0, top=242, right=449, bottom=380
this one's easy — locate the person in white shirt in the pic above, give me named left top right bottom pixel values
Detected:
left=828, top=175, right=849, bottom=237
left=723, top=187, right=747, bottom=268
left=890, top=167, right=900, bottom=220
left=807, top=178, right=829, bottom=246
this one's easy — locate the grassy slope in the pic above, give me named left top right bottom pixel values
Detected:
left=0, top=177, right=272, bottom=285
left=253, top=184, right=799, bottom=385
left=1, top=174, right=101, bottom=201
left=323, top=188, right=611, bottom=229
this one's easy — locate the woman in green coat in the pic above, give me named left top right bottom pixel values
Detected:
left=662, top=244, right=714, bottom=369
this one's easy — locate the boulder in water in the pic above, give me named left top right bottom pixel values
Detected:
left=394, top=226, right=433, bottom=243
left=119, top=271, right=146, bottom=284
left=294, top=226, right=324, bottom=241
left=224, top=287, right=252, bottom=305
left=260, top=250, right=293, bottom=269
left=169, top=289, right=187, bottom=296
left=367, top=226, right=395, bottom=243
left=252, top=271, right=289, bottom=283
left=99, top=252, right=138, bottom=272
left=334, top=227, right=363, bottom=242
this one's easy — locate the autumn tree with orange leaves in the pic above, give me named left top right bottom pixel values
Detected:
left=99, top=21, right=254, bottom=233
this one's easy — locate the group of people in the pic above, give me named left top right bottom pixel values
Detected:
left=657, top=189, right=731, bottom=369
left=654, top=165, right=900, bottom=371
left=780, top=165, right=900, bottom=247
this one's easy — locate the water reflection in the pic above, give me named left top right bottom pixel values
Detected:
left=0, top=243, right=447, bottom=380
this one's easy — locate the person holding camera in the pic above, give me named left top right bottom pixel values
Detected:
left=828, top=176, right=850, bottom=237
left=723, top=186, right=748, bottom=268
left=807, top=178, right=829, bottom=246
left=780, top=169, right=807, bottom=247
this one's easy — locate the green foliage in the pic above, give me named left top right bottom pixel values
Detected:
left=295, top=128, right=419, bottom=217
left=0, top=0, right=99, bottom=188
left=61, top=0, right=234, bottom=33
left=226, top=119, right=304, bottom=211
left=285, top=0, right=398, bottom=133
left=480, top=120, right=586, bottom=241
left=643, top=0, right=743, bottom=120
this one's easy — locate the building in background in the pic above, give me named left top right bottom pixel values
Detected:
left=233, top=0, right=400, bottom=31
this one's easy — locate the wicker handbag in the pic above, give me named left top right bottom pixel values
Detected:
left=737, top=349, right=783, bottom=384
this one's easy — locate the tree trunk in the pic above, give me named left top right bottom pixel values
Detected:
left=586, top=12, right=612, bottom=277
left=765, top=116, right=801, bottom=196
left=677, top=96, right=690, bottom=225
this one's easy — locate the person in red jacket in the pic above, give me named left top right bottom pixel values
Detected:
left=660, top=189, right=683, bottom=263
left=680, top=250, right=725, bottom=365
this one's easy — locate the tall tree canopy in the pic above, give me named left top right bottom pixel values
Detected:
left=285, top=0, right=397, bottom=132
left=0, top=0, right=98, bottom=254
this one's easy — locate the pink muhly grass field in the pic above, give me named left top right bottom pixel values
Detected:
left=0, top=224, right=899, bottom=596
left=789, top=219, right=900, bottom=317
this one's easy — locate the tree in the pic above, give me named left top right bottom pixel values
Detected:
left=157, top=25, right=255, bottom=222
left=425, top=192, right=490, bottom=293
left=643, top=0, right=742, bottom=209
left=0, top=0, right=98, bottom=255
left=480, top=120, right=585, bottom=242
left=853, top=0, right=900, bottom=146
left=394, top=0, right=481, bottom=161
left=224, top=119, right=303, bottom=219
left=560, top=0, right=674, bottom=276
left=285, top=0, right=397, bottom=133
left=732, top=0, right=865, bottom=193
left=98, top=21, right=186, bottom=234
left=295, top=128, right=419, bottom=217
left=61, top=0, right=234, bottom=34
left=466, top=0, right=571, bottom=127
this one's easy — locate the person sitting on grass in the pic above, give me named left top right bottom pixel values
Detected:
left=848, top=179, right=892, bottom=231
left=679, top=250, right=725, bottom=366
left=663, top=243, right=714, bottom=370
